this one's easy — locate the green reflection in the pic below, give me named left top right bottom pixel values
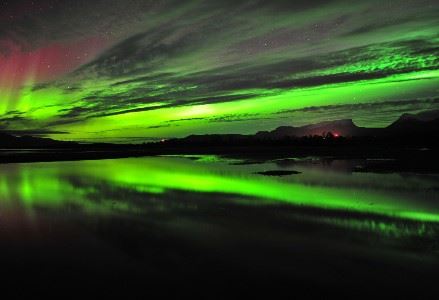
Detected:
left=71, top=157, right=439, bottom=222
left=0, top=156, right=439, bottom=234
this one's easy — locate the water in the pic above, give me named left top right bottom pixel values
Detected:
left=1, top=155, right=439, bottom=294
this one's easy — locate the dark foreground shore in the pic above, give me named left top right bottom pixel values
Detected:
left=1, top=145, right=438, bottom=173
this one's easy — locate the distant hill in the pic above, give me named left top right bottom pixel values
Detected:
left=255, top=112, right=439, bottom=140
left=0, top=133, right=78, bottom=149
left=167, top=110, right=439, bottom=146
left=255, top=119, right=375, bottom=138
left=397, top=109, right=439, bottom=122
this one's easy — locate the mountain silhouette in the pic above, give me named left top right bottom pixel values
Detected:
left=386, top=112, right=439, bottom=138
left=0, top=133, right=78, bottom=148
left=255, top=110, right=439, bottom=140
left=255, top=119, right=372, bottom=138
left=168, top=110, right=439, bottom=148
left=1, top=110, right=438, bottom=149
left=396, top=109, right=439, bottom=122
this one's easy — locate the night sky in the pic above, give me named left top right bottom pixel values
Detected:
left=0, top=0, right=438, bottom=142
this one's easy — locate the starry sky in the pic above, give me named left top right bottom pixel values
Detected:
left=0, top=0, right=438, bottom=142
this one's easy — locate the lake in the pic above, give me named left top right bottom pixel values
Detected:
left=1, top=155, right=438, bottom=295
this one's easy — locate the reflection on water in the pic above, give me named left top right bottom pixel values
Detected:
left=2, top=156, right=439, bottom=223
left=1, top=155, right=439, bottom=290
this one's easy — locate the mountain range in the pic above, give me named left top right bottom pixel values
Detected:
left=1, top=110, right=438, bottom=149
left=256, top=110, right=439, bottom=139
left=0, top=132, right=77, bottom=149
left=176, top=110, right=439, bottom=144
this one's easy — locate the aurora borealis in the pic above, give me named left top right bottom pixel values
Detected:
left=1, top=0, right=438, bottom=142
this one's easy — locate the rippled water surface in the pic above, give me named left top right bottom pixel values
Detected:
left=1, top=155, right=439, bottom=294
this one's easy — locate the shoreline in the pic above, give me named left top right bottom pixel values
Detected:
left=1, top=146, right=438, bottom=173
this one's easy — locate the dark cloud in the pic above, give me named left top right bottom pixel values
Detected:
left=1, top=129, right=68, bottom=136
left=207, top=114, right=270, bottom=123
left=167, top=117, right=204, bottom=123
left=277, top=98, right=439, bottom=114
left=0, top=0, right=182, bottom=52
left=57, top=36, right=437, bottom=121
left=0, top=110, right=68, bottom=135
left=147, top=124, right=172, bottom=129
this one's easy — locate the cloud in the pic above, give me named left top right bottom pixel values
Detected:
left=51, top=37, right=437, bottom=122
left=0, top=129, right=68, bottom=136
left=1, top=0, right=438, bottom=139
left=277, top=98, right=439, bottom=114
left=0, top=0, right=182, bottom=53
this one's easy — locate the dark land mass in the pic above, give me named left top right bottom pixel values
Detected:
left=1, top=110, right=439, bottom=172
left=163, top=111, right=439, bottom=149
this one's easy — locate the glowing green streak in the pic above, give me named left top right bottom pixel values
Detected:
left=87, top=157, right=439, bottom=222
left=2, top=157, right=436, bottom=224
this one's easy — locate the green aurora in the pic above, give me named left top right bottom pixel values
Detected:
left=0, top=0, right=438, bottom=142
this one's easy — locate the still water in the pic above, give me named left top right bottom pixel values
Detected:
left=1, top=155, right=439, bottom=293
